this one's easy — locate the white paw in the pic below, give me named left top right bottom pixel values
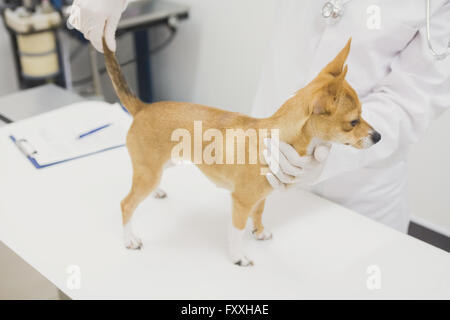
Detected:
left=229, top=226, right=253, bottom=266
left=231, top=254, right=254, bottom=267
left=152, top=188, right=167, bottom=199
left=252, top=229, right=273, bottom=241
left=124, top=233, right=143, bottom=250
left=123, top=223, right=143, bottom=250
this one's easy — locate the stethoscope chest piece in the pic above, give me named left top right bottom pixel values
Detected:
left=322, top=0, right=345, bottom=24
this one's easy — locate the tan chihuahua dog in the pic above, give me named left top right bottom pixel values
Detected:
left=103, top=38, right=381, bottom=266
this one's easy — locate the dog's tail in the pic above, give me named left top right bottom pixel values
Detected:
left=103, top=38, right=144, bottom=117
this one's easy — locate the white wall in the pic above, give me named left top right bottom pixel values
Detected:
left=150, top=0, right=277, bottom=113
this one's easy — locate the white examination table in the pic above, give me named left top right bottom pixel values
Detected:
left=0, top=87, right=449, bottom=300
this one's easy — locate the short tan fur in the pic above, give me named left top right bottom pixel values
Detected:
left=103, top=38, right=380, bottom=266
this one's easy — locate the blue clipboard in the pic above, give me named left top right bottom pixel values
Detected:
left=9, top=135, right=125, bottom=169
left=8, top=103, right=131, bottom=169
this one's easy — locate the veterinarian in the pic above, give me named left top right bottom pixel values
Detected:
left=254, top=0, right=450, bottom=233
left=68, top=0, right=450, bottom=233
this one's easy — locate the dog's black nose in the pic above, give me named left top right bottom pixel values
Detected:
left=371, top=131, right=381, bottom=144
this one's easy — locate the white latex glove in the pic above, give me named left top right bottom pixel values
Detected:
left=263, top=139, right=331, bottom=189
left=68, top=0, right=129, bottom=53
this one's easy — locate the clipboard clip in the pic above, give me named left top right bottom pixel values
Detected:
left=14, top=139, right=38, bottom=157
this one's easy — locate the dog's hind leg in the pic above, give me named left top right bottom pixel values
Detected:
left=151, top=161, right=173, bottom=199
left=152, top=188, right=167, bottom=199
left=121, top=166, right=163, bottom=250
left=251, top=199, right=272, bottom=241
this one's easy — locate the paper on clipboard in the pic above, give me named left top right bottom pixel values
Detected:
left=8, top=101, right=132, bottom=167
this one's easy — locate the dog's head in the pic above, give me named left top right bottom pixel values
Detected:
left=304, top=39, right=381, bottom=149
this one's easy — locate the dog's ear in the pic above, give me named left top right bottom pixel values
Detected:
left=310, top=92, right=334, bottom=115
left=327, top=64, right=348, bottom=94
left=311, top=101, right=329, bottom=115
left=308, top=39, right=351, bottom=116
left=321, top=38, right=351, bottom=77
left=311, top=65, right=348, bottom=115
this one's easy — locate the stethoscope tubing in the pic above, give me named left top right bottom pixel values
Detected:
left=426, top=0, right=450, bottom=60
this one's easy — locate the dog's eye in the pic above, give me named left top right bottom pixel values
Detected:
left=350, top=120, right=360, bottom=127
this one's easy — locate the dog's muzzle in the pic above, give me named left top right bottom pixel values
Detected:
left=371, top=131, right=381, bottom=144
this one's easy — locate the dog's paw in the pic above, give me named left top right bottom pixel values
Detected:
left=152, top=188, right=167, bottom=199
left=252, top=229, right=273, bottom=241
left=231, top=254, right=254, bottom=267
left=124, top=233, right=143, bottom=250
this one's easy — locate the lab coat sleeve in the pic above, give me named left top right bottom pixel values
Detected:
left=318, top=3, right=450, bottom=182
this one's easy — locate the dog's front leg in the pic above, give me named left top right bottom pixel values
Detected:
left=229, top=195, right=256, bottom=267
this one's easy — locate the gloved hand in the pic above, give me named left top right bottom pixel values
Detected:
left=263, top=139, right=331, bottom=189
left=68, top=0, right=129, bottom=53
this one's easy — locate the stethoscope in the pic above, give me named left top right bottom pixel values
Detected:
left=321, top=0, right=450, bottom=60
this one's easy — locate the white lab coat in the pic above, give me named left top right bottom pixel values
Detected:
left=252, top=0, right=450, bottom=232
